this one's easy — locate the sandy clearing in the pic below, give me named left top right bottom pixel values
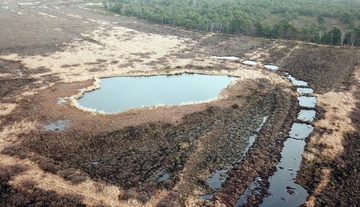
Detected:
left=0, top=21, right=200, bottom=83
left=0, top=103, right=17, bottom=117
left=304, top=86, right=356, bottom=161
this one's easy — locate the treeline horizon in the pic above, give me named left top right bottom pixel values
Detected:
left=103, top=0, right=360, bottom=46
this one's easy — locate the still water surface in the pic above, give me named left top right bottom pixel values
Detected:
left=77, top=74, right=236, bottom=113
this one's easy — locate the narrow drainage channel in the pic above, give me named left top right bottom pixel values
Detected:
left=235, top=69, right=316, bottom=207
left=201, top=116, right=268, bottom=200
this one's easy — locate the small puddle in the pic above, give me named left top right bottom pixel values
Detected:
left=152, top=170, right=170, bottom=182
left=77, top=74, right=236, bottom=113
left=211, top=56, right=239, bottom=60
left=44, top=120, right=69, bottom=131
left=200, top=194, right=213, bottom=201
left=298, top=96, right=316, bottom=108
left=57, top=98, right=65, bottom=104
left=206, top=169, right=229, bottom=190
left=285, top=74, right=308, bottom=86
left=297, top=110, right=316, bottom=122
left=242, top=60, right=257, bottom=66
left=288, top=123, right=314, bottom=140
left=264, top=65, right=278, bottom=70
left=297, top=88, right=313, bottom=94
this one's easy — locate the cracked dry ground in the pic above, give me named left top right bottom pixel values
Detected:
left=2, top=1, right=360, bottom=207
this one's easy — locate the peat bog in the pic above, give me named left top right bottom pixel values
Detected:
left=1, top=2, right=360, bottom=206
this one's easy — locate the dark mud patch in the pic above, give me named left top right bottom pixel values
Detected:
left=315, top=105, right=326, bottom=121
left=111, top=60, right=119, bottom=64
left=130, top=52, right=152, bottom=58
left=41, top=74, right=62, bottom=84
left=96, top=59, right=107, bottom=63
left=61, top=64, right=72, bottom=68
left=31, top=66, right=52, bottom=74
left=88, top=67, right=103, bottom=72
left=281, top=46, right=360, bottom=93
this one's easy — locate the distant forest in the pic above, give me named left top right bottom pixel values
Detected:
left=103, top=0, right=360, bottom=46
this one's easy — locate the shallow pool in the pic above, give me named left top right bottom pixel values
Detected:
left=77, top=74, right=237, bottom=113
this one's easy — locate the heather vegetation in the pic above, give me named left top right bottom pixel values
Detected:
left=104, top=0, right=360, bottom=46
left=2, top=0, right=360, bottom=205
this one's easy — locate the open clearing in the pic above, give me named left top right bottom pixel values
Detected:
left=1, top=0, right=360, bottom=206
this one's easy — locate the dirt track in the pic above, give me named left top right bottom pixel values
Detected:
left=1, top=0, right=360, bottom=206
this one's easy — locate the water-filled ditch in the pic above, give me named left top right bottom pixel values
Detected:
left=234, top=67, right=316, bottom=206
left=201, top=117, right=268, bottom=200
left=76, top=73, right=236, bottom=113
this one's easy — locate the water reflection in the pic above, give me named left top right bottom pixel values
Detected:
left=264, top=65, right=279, bottom=70
left=242, top=60, right=257, bottom=65
left=211, top=56, right=239, bottom=60
left=297, top=88, right=313, bottom=94
left=44, top=120, right=69, bottom=131
left=297, top=110, right=316, bottom=122
left=77, top=74, right=236, bottom=113
left=298, top=96, right=316, bottom=108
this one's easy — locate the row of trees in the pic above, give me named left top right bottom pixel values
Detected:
left=104, top=0, right=360, bottom=46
